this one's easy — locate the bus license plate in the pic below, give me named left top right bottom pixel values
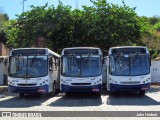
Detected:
left=38, top=89, right=45, bottom=93
left=92, top=89, right=99, bottom=92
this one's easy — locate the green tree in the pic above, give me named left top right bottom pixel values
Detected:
left=0, top=11, right=9, bottom=44
left=4, top=0, right=145, bottom=54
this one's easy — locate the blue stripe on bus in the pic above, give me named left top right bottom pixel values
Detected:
left=9, top=84, right=49, bottom=93
left=109, top=83, right=150, bottom=92
left=61, top=84, right=102, bottom=93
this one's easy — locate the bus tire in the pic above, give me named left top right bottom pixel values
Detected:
left=65, top=92, right=71, bottom=96
left=139, top=90, right=145, bottom=95
left=19, top=93, right=24, bottom=97
left=96, top=92, right=101, bottom=96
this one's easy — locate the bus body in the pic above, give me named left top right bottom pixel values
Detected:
left=8, top=48, right=60, bottom=97
left=107, top=46, right=151, bottom=95
left=60, top=47, right=102, bottom=94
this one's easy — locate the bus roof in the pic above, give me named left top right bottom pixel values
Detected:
left=10, top=48, right=60, bottom=57
left=109, top=46, right=149, bottom=54
left=62, top=47, right=101, bottom=55
left=110, top=46, right=147, bottom=49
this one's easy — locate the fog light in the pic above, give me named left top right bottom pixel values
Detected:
left=143, top=81, right=145, bottom=83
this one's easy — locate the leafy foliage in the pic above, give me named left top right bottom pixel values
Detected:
left=3, top=0, right=146, bottom=54
left=0, top=12, right=9, bottom=44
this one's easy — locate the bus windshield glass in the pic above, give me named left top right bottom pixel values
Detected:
left=62, top=55, right=101, bottom=77
left=9, top=56, right=48, bottom=78
left=109, top=54, right=150, bottom=76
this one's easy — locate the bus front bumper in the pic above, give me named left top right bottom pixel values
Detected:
left=61, top=84, right=102, bottom=93
left=8, top=85, right=49, bottom=93
left=109, top=83, right=151, bottom=92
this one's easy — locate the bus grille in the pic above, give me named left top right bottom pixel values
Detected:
left=71, top=83, right=91, bottom=85
left=120, top=81, right=140, bottom=84
left=17, top=84, right=37, bottom=86
left=70, top=87, right=92, bottom=91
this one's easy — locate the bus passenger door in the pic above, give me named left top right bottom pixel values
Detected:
left=49, top=57, right=54, bottom=92
left=106, top=56, right=110, bottom=91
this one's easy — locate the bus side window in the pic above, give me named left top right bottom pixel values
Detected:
left=54, top=57, right=59, bottom=70
left=49, top=57, right=53, bottom=71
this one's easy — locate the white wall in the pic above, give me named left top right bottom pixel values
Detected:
left=0, top=57, right=8, bottom=85
left=151, top=61, right=160, bottom=83
left=0, top=58, right=4, bottom=85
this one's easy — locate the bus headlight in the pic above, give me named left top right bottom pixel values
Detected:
left=146, top=77, right=151, bottom=82
left=109, top=78, right=117, bottom=84
left=61, top=79, right=65, bottom=84
left=9, top=82, right=12, bottom=85
left=97, top=79, right=102, bottom=84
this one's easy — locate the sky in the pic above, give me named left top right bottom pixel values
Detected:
left=0, top=0, right=160, bottom=20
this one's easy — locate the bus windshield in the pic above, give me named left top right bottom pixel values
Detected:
left=109, top=54, right=150, bottom=76
left=9, top=56, right=48, bottom=78
left=62, top=55, right=101, bottom=77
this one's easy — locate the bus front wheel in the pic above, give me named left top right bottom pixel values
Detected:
left=19, top=93, right=24, bottom=97
left=139, top=90, right=145, bottom=95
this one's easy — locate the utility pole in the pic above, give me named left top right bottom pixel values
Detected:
left=76, top=0, right=78, bottom=9
left=21, top=0, right=27, bottom=13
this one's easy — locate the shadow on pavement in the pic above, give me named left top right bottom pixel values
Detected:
left=107, top=91, right=160, bottom=106
left=0, top=93, right=51, bottom=108
left=147, top=85, right=160, bottom=93
left=49, top=92, right=102, bottom=107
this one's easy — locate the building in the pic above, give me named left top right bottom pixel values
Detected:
left=0, top=42, right=10, bottom=56
left=0, top=42, right=10, bottom=85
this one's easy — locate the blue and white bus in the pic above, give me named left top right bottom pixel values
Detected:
left=60, top=47, right=102, bottom=95
left=107, top=46, right=151, bottom=95
left=8, top=48, right=60, bottom=97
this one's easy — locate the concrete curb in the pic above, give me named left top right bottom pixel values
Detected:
left=0, top=86, right=8, bottom=93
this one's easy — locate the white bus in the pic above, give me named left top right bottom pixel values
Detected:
left=107, top=46, right=151, bottom=95
left=60, top=47, right=102, bottom=95
left=8, top=48, right=60, bottom=97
